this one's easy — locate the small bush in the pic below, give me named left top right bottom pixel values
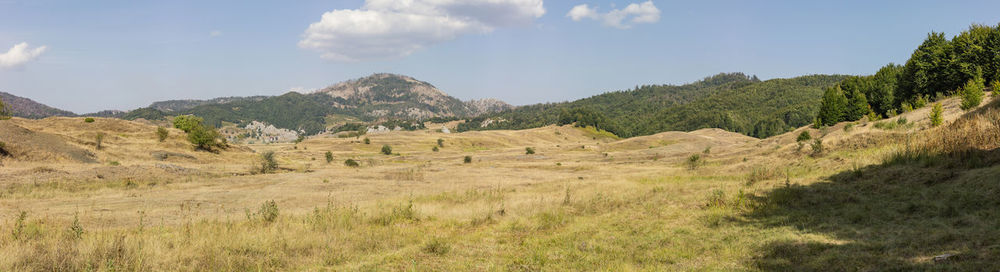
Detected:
left=991, top=79, right=1000, bottom=96
left=422, top=238, right=452, bottom=255
left=156, top=127, right=169, bottom=142
left=463, top=156, right=472, bottom=164
left=959, top=77, right=985, bottom=110
left=363, top=138, right=371, bottom=145
left=525, top=147, right=535, bottom=155
left=686, top=154, right=701, bottom=170
left=843, top=123, right=854, bottom=132
left=325, top=151, right=333, bottom=163
left=901, top=103, right=914, bottom=113
left=796, top=131, right=812, bottom=142
left=437, top=138, right=444, bottom=147
left=259, top=200, right=279, bottom=223
left=344, top=159, right=360, bottom=167
left=256, top=151, right=278, bottom=174
left=381, top=145, right=392, bottom=155
left=84, top=117, right=95, bottom=123
left=930, top=103, right=943, bottom=127
left=68, top=212, right=84, bottom=239
left=95, top=133, right=105, bottom=150
left=810, top=139, right=824, bottom=157
left=432, top=146, right=439, bottom=152
left=703, top=146, right=711, bottom=154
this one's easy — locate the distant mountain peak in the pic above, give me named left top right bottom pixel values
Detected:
left=314, top=73, right=510, bottom=118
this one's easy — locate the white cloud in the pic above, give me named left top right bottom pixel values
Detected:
left=210, top=30, right=222, bottom=37
left=0, top=42, right=47, bottom=69
left=566, top=1, right=660, bottom=29
left=299, top=0, right=546, bottom=62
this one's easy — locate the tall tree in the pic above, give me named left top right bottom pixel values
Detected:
left=845, top=88, right=870, bottom=121
left=817, top=86, right=848, bottom=126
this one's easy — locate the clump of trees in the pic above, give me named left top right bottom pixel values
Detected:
left=817, top=24, right=1000, bottom=126
left=174, top=115, right=226, bottom=151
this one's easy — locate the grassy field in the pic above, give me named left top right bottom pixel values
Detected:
left=0, top=95, right=998, bottom=271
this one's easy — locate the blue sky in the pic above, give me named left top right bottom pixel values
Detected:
left=1, top=0, right=999, bottom=113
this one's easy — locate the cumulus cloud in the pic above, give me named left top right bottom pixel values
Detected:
left=0, top=42, right=47, bottom=69
left=299, top=0, right=546, bottom=62
left=566, top=1, right=660, bottom=29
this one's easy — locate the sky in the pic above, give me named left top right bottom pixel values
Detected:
left=1, top=0, right=999, bottom=114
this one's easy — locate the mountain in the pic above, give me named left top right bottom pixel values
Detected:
left=314, top=73, right=510, bottom=119
left=149, top=96, right=271, bottom=112
left=458, top=73, right=848, bottom=138
left=0, top=91, right=76, bottom=119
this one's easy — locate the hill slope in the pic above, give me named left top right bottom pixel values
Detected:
left=315, top=73, right=511, bottom=119
left=0, top=91, right=76, bottom=118
left=459, top=73, right=847, bottom=138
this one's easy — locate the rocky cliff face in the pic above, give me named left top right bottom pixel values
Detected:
left=314, top=73, right=510, bottom=118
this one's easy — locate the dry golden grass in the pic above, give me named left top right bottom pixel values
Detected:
left=0, top=95, right=998, bottom=270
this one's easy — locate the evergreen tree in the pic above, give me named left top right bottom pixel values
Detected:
left=817, top=86, right=848, bottom=126
left=959, top=75, right=985, bottom=110
left=845, top=88, right=870, bottom=121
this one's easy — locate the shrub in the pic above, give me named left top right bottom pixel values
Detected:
left=422, top=238, right=451, bottom=255
left=703, top=146, right=711, bottom=154
left=95, top=133, right=105, bottom=150
left=68, top=212, right=84, bottom=239
left=796, top=131, right=812, bottom=142
left=992, top=79, right=1000, bottom=96
left=463, top=156, right=472, bottom=164
left=381, top=145, right=392, bottom=155
left=843, top=123, right=854, bottom=132
left=810, top=139, right=824, bottom=157
left=901, top=102, right=914, bottom=113
left=437, top=138, right=444, bottom=147
left=84, top=117, right=95, bottom=123
left=930, top=103, right=943, bottom=127
left=156, top=127, right=169, bottom=142
left=959, top=77, right=984, bottom=110
left=0, top=141, right=8, bottom=157
left=324, top=151, right=333, bottom=163
left=344, top=159, right=360, bottom=167
left=363, top=138, right=371, bottom=145
left=188, top=125, right=224, bottom=151
left=525, top=147, right=535, bottom=155
left=295, top=135, right=305, bottom=144
left=0, top=97, right=9, bottom=120
left=256, top=151, right=278, bottom=174
left=172, top=115, right=203, bottom=133
left=432, top=146, right=439, bottom=152
left=686, top=154, right=701, bottom=170
left=259, top=200, right=279, bottom=223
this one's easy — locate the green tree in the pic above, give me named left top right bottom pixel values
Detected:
left=188, top=125, right=224, bottom=151
left=959, top=76, right=985, bottom=110
left=817, top=86, right=848, bottom=126
left=173, top=115, right=205, bottom=133
left=381, top=145, right=392, bottom=155
left=930, top=103, right=944, bottom=127
left=324, top=151, right=333, bottom=163
left=898, top=32, right=956, bottom=103
left=845, top=88, right=870, bottom=121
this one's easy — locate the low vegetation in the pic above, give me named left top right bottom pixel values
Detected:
left=156, top=127, right=169, bottom=142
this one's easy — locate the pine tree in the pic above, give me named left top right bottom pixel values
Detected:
left=959, top=75, right=985, bottom=110
left=817, top=86, right=848, bottom=126
left=845, top=88, right=870, bottom=121
left=930, top=103, right=944, bottom=127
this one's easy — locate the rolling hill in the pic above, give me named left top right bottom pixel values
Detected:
left=0, top=91, right=76, bottom=119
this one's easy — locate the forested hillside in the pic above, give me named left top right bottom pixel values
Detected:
left=458, top=73, right=846, bottom=138
left=816, top=23, right=1000, bottom=125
